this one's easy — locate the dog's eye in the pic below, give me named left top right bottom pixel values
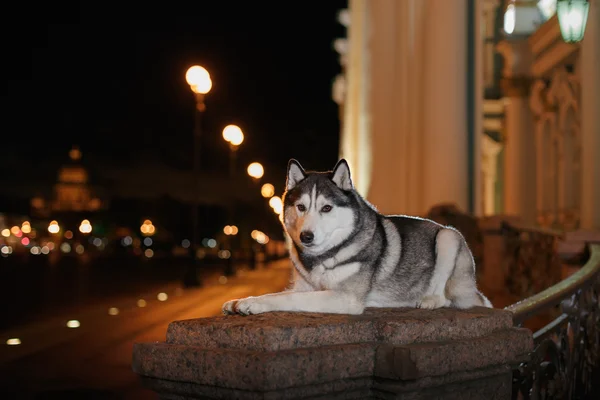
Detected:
left=297, top=204, right=306, bottom=212
left=321, top=205, right=332, bottom=213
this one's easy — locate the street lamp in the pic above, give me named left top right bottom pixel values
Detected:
left=247, top=162, right=264, bottom=180
left=556, top=0, right=590, bottom=43
left=261, top=183, right=275, bottom=198
left=48, top=220, right=60, bottom=234
left=223, top=124, right=244, bottom=147
left=269, top=196, right=283, bottom=215
left=222, top=124, right=244, bottom=277
left=185, top=66, right=212, bottom=102
left=185, top=65, right=212, bottom=287
left=246, top=162, right=266, bottom=267
left=79, top=219, right=92, bottom=234
left=222, top=125, right=244, bottom=178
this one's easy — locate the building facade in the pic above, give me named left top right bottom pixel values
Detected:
left=334, top=0, right=600, bottom=232
left=30, top=146, right=105, bottom=218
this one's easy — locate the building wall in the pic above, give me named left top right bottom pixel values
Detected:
left=335, top=0, right=600, bottom=231
left=337, top=0, right=479, bottom=216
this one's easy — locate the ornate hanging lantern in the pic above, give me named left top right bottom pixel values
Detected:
left=556, top=0, right=590, bottom=43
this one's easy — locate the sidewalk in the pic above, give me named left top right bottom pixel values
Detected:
left=0, top=259, right=293, bottom=399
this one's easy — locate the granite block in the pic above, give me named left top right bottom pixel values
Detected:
left=388, top=327, right=532, bottom=379
left=133, top=342, right=376, bottom=391
left=166, top=307, right=513, bottom=351
left=133, top=307, right=532, bottom=399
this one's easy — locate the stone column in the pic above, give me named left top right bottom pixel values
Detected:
left=340, top=0, right=371, bottom=198
left=365, top=0, right=426, bottom=216
left=580, top=0, right=600, bottom=230
left=344, top=0, right=480, bottom=216
left=474, top=0, right=485, bottom=216
left=133, top=308, right=532, bottom=399
left=482, top=0, right=501, bottom=90
left=497, top=40, right=537, bottom=224
left=482, top=135, right=503, bottom=215
left=332, top=32, right=348, bottom=148
left=422, top=0, right=469, bottom=214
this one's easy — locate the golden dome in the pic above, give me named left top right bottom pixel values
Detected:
left=58, top=166, right=88, bottom=184
left=58, top=146, right=88, bottom=184
left=69, top=146, right=82, bottom=161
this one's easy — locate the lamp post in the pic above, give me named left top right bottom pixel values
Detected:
left=556, top=0, right=590, bottom=43
left=246, top=162, right=265, bottom=268
left=185, top=65, right=212, bottom=287
left=222, top=125, right=244, bottom=179
left=222, top=125, right=244, bottom=276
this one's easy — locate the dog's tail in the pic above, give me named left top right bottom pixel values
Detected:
left=474, top=290, right=493, bottom=308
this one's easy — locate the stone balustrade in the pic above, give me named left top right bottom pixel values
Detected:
left=132, top=307, right=532, bottom=399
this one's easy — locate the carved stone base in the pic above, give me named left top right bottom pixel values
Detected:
left=132, top=308, right=532, bottom=400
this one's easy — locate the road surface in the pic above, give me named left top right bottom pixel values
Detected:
left=0, top=259, right=292, bottom=399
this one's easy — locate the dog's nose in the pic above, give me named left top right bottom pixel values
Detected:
left=300, top=231, right=314, bottom=244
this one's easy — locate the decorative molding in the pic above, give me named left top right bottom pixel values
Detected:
left=528, top=14, right=580, bottom=78
left=483, top=99, right=505, bottom=142
left=530, top=67, right=581, bottom=119
left=484, top=118, right=503, bottom=132
left=483, top=99, right=505, bottom=114
left=482, top=0, right=501, bottom=12
left=482, top=135, right=504, bottom=215
left=532, top=41, right=580, bottom=77
left=496, top=39, right=533, bottom=77
left=529, top=15, right=563, bottom=57
left=337, top=9, right=350, bottom=27
left=529, top=65, right=582, bottom=229
left=333, top=38, right=348, bottom=55
left=500, top=76, right=533, bottom=97
left=332, top=74, right=346, bottom=105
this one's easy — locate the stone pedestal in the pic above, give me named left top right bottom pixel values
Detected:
left=132, top=307, right=532, bottom=399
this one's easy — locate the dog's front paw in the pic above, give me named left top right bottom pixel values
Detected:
left=417, top=295, right=449, bottom=310
left=222, top=297, right=270, bottom=316
left=234, top=297, right=270, bottom=316
left=222, top=299, right=239, bottom=315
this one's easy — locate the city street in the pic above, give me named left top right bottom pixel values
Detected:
left=0, top=259, right=292, bottom=399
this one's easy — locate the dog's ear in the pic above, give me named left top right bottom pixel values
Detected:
left=331, top=159, right=353, bottom=191
left=286, top=159, right=306, bottom=190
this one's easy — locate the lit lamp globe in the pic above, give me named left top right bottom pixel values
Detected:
left=556, top=0, right=590, bottom=43
left=185, top=65, right=212, bottom=94
left=247, top=162, right=264, bottom=179
left=222, top=125, right=244, bottom=146
left=269, top=196, right=283, bottom=215
left=48, top=220, right=60, bottom=234
left=79, top=219, right=93, bottom=234
left=261, top=183, right=275, bottom=198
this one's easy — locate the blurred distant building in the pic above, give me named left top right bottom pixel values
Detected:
left=30, top=146, right=105, bottom=217
left=334, top=0, right=600, bottom=234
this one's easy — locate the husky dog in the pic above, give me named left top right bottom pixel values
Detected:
left=222, top=159, right=492, bottom=316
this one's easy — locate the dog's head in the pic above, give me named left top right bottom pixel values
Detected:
left=281, top=159, right=356, bottom=255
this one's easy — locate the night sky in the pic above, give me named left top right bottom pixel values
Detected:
left=1, top=1, right=347, bottom=183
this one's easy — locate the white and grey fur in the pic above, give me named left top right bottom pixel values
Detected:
left=222, top=159, right=492, bottom=315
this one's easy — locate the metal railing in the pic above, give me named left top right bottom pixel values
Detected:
left=506, top=244, right=600, bottom=399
